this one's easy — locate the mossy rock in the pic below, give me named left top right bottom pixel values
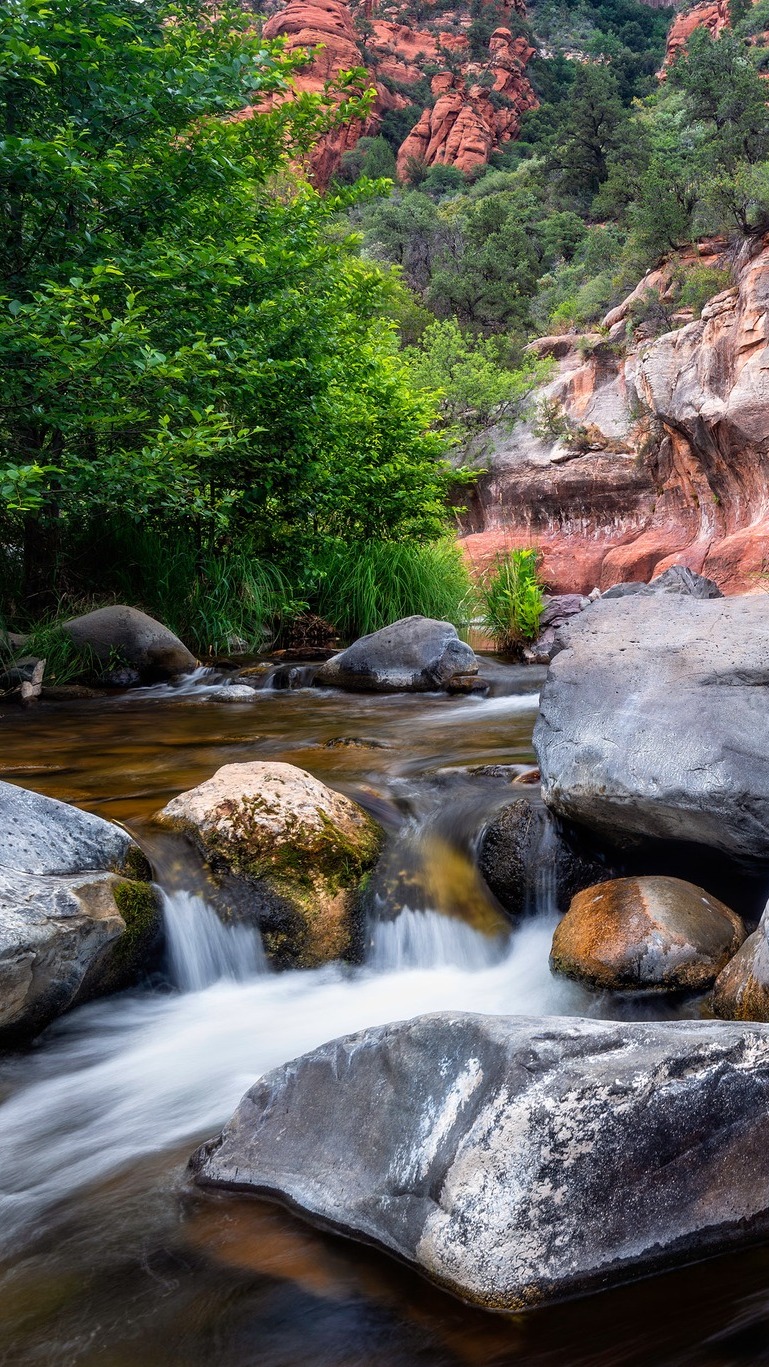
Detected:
left=156, top=762, right=383, bottom=969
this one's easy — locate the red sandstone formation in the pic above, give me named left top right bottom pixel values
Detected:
left=661, top=0, right=729, bottom=71
left=396, top=30, right=537, bottom=176
left=258, top=0, right=537, bottom=184
left=460, top=237, right=769, bottom=596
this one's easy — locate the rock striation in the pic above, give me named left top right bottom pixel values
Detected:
left=193, top=1010, right=769, bottom=1310
left=534, top=593, right=769, bottom=858
left=461, top=236, right=769, bottom=595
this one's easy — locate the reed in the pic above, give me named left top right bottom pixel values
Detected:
left=479, top=549, right=544, bottom=655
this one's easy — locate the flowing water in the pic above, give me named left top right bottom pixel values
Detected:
left=1, top=668, right=769, bottom=1367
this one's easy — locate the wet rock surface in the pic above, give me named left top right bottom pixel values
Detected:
left=714, top=902, right=769, bottom=1021
left=0, top=780, right=158, bottom=1040
left=193, top=1010, right=769, bottom=1310
left=551, top=876, right=745, bottom=993
left=315, top=617, right=477, bottom=693
left=63, top=605, right=196, bottom=680
left=478, top=798, right=613, bottom=919
left=534, top=594, right=769, bottom=858
left=156, top=762, right=382, bottom=968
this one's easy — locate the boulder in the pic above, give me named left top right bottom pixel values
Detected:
left=63, top=605, right=196, bottom=681
left=551, top=876, right=745, bottom=993
left=525, top=593, right=587, bottom=664
left=602, top=567, right=722, bottom=601
left=193, top=1011, right=769, bottom=1311
left=156, top=762, right=382, bottom=968
left=0, top=780, right=158, bottom=1040
left=478, top=799, right=613, bottom=919
left=534, top=594, right=769, bottom=858
left=315, top=617, right=477, bottom=693
left=713, top=903, right=769, bottom=1020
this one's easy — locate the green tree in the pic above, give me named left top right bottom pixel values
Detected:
left=550, top=64, right=627, bottom=200
left=0, top=0, right=451, bottom=606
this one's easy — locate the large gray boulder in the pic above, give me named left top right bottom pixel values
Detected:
left=315, top=617, right=477, bottom=693
left=602, top=567, right=723, bottom=600
left=193, top=1011, right=769, bottom=1310
left=63, top=605, right=196, bottom=680
left=534, top=594, right=769, bottom=857
left=0, top=780, right=159, bottom=1040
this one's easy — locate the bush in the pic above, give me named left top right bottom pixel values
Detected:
left=311, top=539, right=474, bottom=640
left=480, top=549, right=544, bottom=655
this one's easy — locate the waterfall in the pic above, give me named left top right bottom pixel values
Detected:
left=161, top=889, right=266, bottom=991
left=368, top=906, right=506, bottom=971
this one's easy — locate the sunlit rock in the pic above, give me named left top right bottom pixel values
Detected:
left=193, top=1011, right=769, bottom=1310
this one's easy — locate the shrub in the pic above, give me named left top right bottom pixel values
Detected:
left=480, top=549, right=544, bottom=655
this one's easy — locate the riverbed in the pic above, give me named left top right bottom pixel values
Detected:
left=1, top=668, right=769, bottom=1367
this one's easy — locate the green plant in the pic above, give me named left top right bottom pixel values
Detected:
left=311, top=539, right=475, bottom=640
left=480, top=549, right=544, bottom=655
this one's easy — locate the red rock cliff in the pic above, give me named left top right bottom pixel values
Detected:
left=460, top=238, right=769, bottom=596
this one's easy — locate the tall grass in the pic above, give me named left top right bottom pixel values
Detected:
left=480, top=549, right=544, bottom=655
left=73, top=522, right=300, bottom=657
left=312, top=539, right=475, bottom=640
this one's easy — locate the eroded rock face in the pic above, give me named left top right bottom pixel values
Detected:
left=193, top=1011, right=769, bottom=1310
left=460, top=237, right=769, bottom=596
left=551, top=876, right=745, bottom=992
left=0, top=780, right=158, bottom=1040
left=713, top=903, right=769, bottom=1020
left=661, top=0, right=730, bottom=74
left=63, top=605, right=196, bottom=681
left=315, top=616, right=477, bottom=692
left=256, top=0, right=537, bottom=185
left=156, top=762, right=381, bottom=967
left=534, top=594, right=769, bottom=858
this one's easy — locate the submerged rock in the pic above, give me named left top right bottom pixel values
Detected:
left=478, top=799, right=612, bottom=919
left=551, top=876, right=745, bottom=993
left=534, top=594, right=769, bottom=858
left=315, top=617, right=477, bottom=693
left=63, top=605, right=196, bottom=681
left=713, top=903, right=769, bottom=1021
left=0, top=780, right=158, bottom=1040
left=193, top=1011, right=769, bottom=1311
left=156, top=762, right=382, bottom=968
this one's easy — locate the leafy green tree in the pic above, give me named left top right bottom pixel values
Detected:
left=0, top=0, right=451, bottom=606
left=550, top=64, right=627, bottom=200
left=403, top=318, right=551, bottom=437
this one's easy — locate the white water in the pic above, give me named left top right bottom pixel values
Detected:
left=162, top=889, right=266, bottom=990
left=0, top=900, right=590, bottom=1251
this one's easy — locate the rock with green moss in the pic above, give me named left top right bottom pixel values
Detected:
left=156, top=762, right=382, bottom=968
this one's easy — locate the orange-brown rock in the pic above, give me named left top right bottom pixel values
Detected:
left=551, top=877, right=746, bottom=993
left=460, top=236, right=769, bottom=596
left=396, top=30, right=536, bottom=176
left=713, top=907, right=769, bottom=1020
left=661, top=0, right=730, bottom=73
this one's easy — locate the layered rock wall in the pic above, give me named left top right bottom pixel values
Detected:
left=460, top=237, right=769, bottom=595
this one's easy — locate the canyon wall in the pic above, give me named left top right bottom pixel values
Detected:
left=460, top=238, right=769, bottom=595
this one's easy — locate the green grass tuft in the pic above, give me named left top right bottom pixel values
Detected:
left=311, top=539, right=475, bottom=641
left=480, top=549, right=544, bottom=656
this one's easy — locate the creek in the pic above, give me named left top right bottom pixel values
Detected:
left=1, top=667, right=769, bottom=1367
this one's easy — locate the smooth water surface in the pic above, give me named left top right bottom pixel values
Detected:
left=1, top=670, right=769, bottom=1367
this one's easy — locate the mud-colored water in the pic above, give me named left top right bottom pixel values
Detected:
left=1, top=670, right=769, bottom=1367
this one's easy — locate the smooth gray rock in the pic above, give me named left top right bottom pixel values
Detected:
left=602, top=567, right=722, bottom=601
left=315, top=617, right=477, bottom=693
left=193, top=1011, right=769, bottom=1310
left=0, top=781, right=157, bottom=1040
left=0, top=779, right=139, bottom=875
left=525, top=594, right=587, bottom=664
left=534, top=594, right=769, bottom=857
left=63, top=605, right=196, bottom=680
left=0, top=867, right=157, bottom=1040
